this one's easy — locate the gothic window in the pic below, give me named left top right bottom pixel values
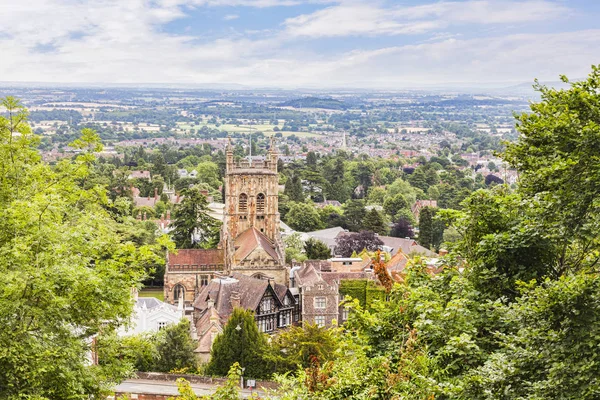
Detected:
left=239, top=193, right=248, bottom=213
left=173, top=284, right=185, bottom=301
left=200, top=275, right=209, bottom=286
left=158, top=321, right=167, bottom=330
left=256, top=193, right=265, bottom=214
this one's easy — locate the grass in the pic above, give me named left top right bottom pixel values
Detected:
left=176, top=122, right=322, bottom=138
left=139, top=287, right=164, bottom=301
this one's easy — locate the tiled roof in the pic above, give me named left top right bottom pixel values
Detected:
left=168, top=249, right=224, bottom=270
left=234, top=227, right=279, bottom=262
left=193, top=273, right=290, bottom=322
left=386, top=251, right=409, bottom=272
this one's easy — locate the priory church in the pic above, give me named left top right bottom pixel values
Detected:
left=163, top=138, right=300, bottom=358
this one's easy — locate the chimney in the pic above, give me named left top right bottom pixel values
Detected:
left=154, top=187, right=158, bottom=200
left=230, top=291, right=240, bottom=309
left=143, top=211, right=147, bottom=221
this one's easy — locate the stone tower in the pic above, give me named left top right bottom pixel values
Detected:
left=222, top=137, right=287, bottom=285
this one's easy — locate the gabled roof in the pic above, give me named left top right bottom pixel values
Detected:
left=234, top=227, right=279, bottom=262
left=386, top=250, right=409, bottom=272
left=193, top=273, right=291, bottom=321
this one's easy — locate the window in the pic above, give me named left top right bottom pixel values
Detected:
left=200, top=275, right=209, bottom=286
left=173, top=284, right=185, bottom=302
left=158, top=321, right=167, bottom=330
left=283, top=295, right=291, bottom=306
left=239, top=193, right=248, bottom=212
left=342, top=307, right=350, bottom=321
left=315, top=315, right=325, bottom=327
left=314, top=297, right=326, bottom=309
left=256, top=193, right=265, bottom=214
left=279, top=311, right=291, bottom=327
left=342, top=261, right=352, bottom=266
left=259, top=297, right=274, bottom=314
left=317, top=284, right=324, bottom=290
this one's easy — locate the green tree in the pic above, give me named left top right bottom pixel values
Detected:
left=0, top=97, right=168, bottom=398
left=155, top=319, right=197, bottom=373
left=343, top=200, right=367, bottom=232
left=206, top=308, right=272, bottom=379
left=383, top=193, right=408, bottom=217
left=284, top=232, right=307, bottom=264
left=285, top=202, right=324, bottom=232
left=361, top=208, right=388, bottom=235
left=170, top=186, right=220, bottom=249
left=283, top=174, right=304, bottom=202
left=304, top=238, right=331, bottom=260
left=270, top=324, right=339, bottom=372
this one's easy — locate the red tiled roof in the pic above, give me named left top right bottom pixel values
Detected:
left=234, top=227, right=279, bottom=262
left=168, top=249, right=224, bottom=270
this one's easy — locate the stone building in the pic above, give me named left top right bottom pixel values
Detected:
left=164, top=138, right=288, bottom=308
left=222, top=137, right=287, bottom=285
left=193, top=273, right=299, bottom=361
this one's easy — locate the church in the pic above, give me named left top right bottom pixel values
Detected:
left=163, top=138, right=296, bottom=356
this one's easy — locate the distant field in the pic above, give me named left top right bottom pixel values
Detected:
left=139, top=287, right=164, bottom=301
left=176, top=122, right=322, bottom=138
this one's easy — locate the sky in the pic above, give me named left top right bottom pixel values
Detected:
left=0, top=0, right=599, bottom=89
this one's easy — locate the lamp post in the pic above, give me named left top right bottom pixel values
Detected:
left=235, top=323, right=244, bottom=389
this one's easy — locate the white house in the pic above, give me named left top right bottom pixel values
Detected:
left=119, top=294, right=186, bottom=336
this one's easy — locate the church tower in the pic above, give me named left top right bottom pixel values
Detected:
left=222, top=137, right=287, bottom=285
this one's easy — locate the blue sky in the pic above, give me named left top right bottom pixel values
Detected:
left=0, top=0, right=599, bottom=88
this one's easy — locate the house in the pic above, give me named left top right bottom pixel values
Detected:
left=411, top=199, right=438, bottom=222
left=193, top=273, right=299, bottom=361
left=128, top=170, right=151, bottom=181
left=119, top=291, right=186, bottom=336
left=293, top=265, right=339, bottom=328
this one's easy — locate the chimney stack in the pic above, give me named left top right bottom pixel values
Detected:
left=154, top=187, right=158, bottom=200
left=230, top=291, right=240, bottom=309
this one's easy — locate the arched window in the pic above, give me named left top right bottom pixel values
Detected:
left=239, top=193, right=248, bottom=212
left=173, top=284, right=185, bottom=302
left=256, top=193, right=265, bottom=214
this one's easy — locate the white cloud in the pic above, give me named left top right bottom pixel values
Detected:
left=223, top=14, right=240, bottom=20
left=0, top=0, right=596, bottom=88
left=284, top=0, right=571, bottom=38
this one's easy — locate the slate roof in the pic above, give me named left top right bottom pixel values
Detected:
left=234, top=227, right=279, bottom=262
left=193, top=273, right=290, bottom=322
left=377, top=235, right=437, bottom=257
left=136, top=297, right=178, bottom=311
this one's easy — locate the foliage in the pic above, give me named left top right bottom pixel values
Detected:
left=170, top=363, right=242, bottom=400
left=361, top=208, right=388, bottom=235
left=0, top=97, right=168, bottom=399
left=206, top=308, right=273, bottom=379
left=334, top=230, right=384, bottom=257
left=98, top=320, right=196, bottom=374
left=285, top=202, right=324, bottom=232
left=155, top=319, right=198, bottom=373
left=270, top=324, right=340, bottom=372
left=170, top=186, right=221, bottom=249
left=339, top=280, right=386, bottom=309
left=304, top=238, right=331, bottom=260
left=284, top=232, right=307, bottom=264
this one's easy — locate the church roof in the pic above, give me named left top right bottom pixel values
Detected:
left=234, top=227, right=279, bottom=262
left=168, top=249, right=224, bottom=269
